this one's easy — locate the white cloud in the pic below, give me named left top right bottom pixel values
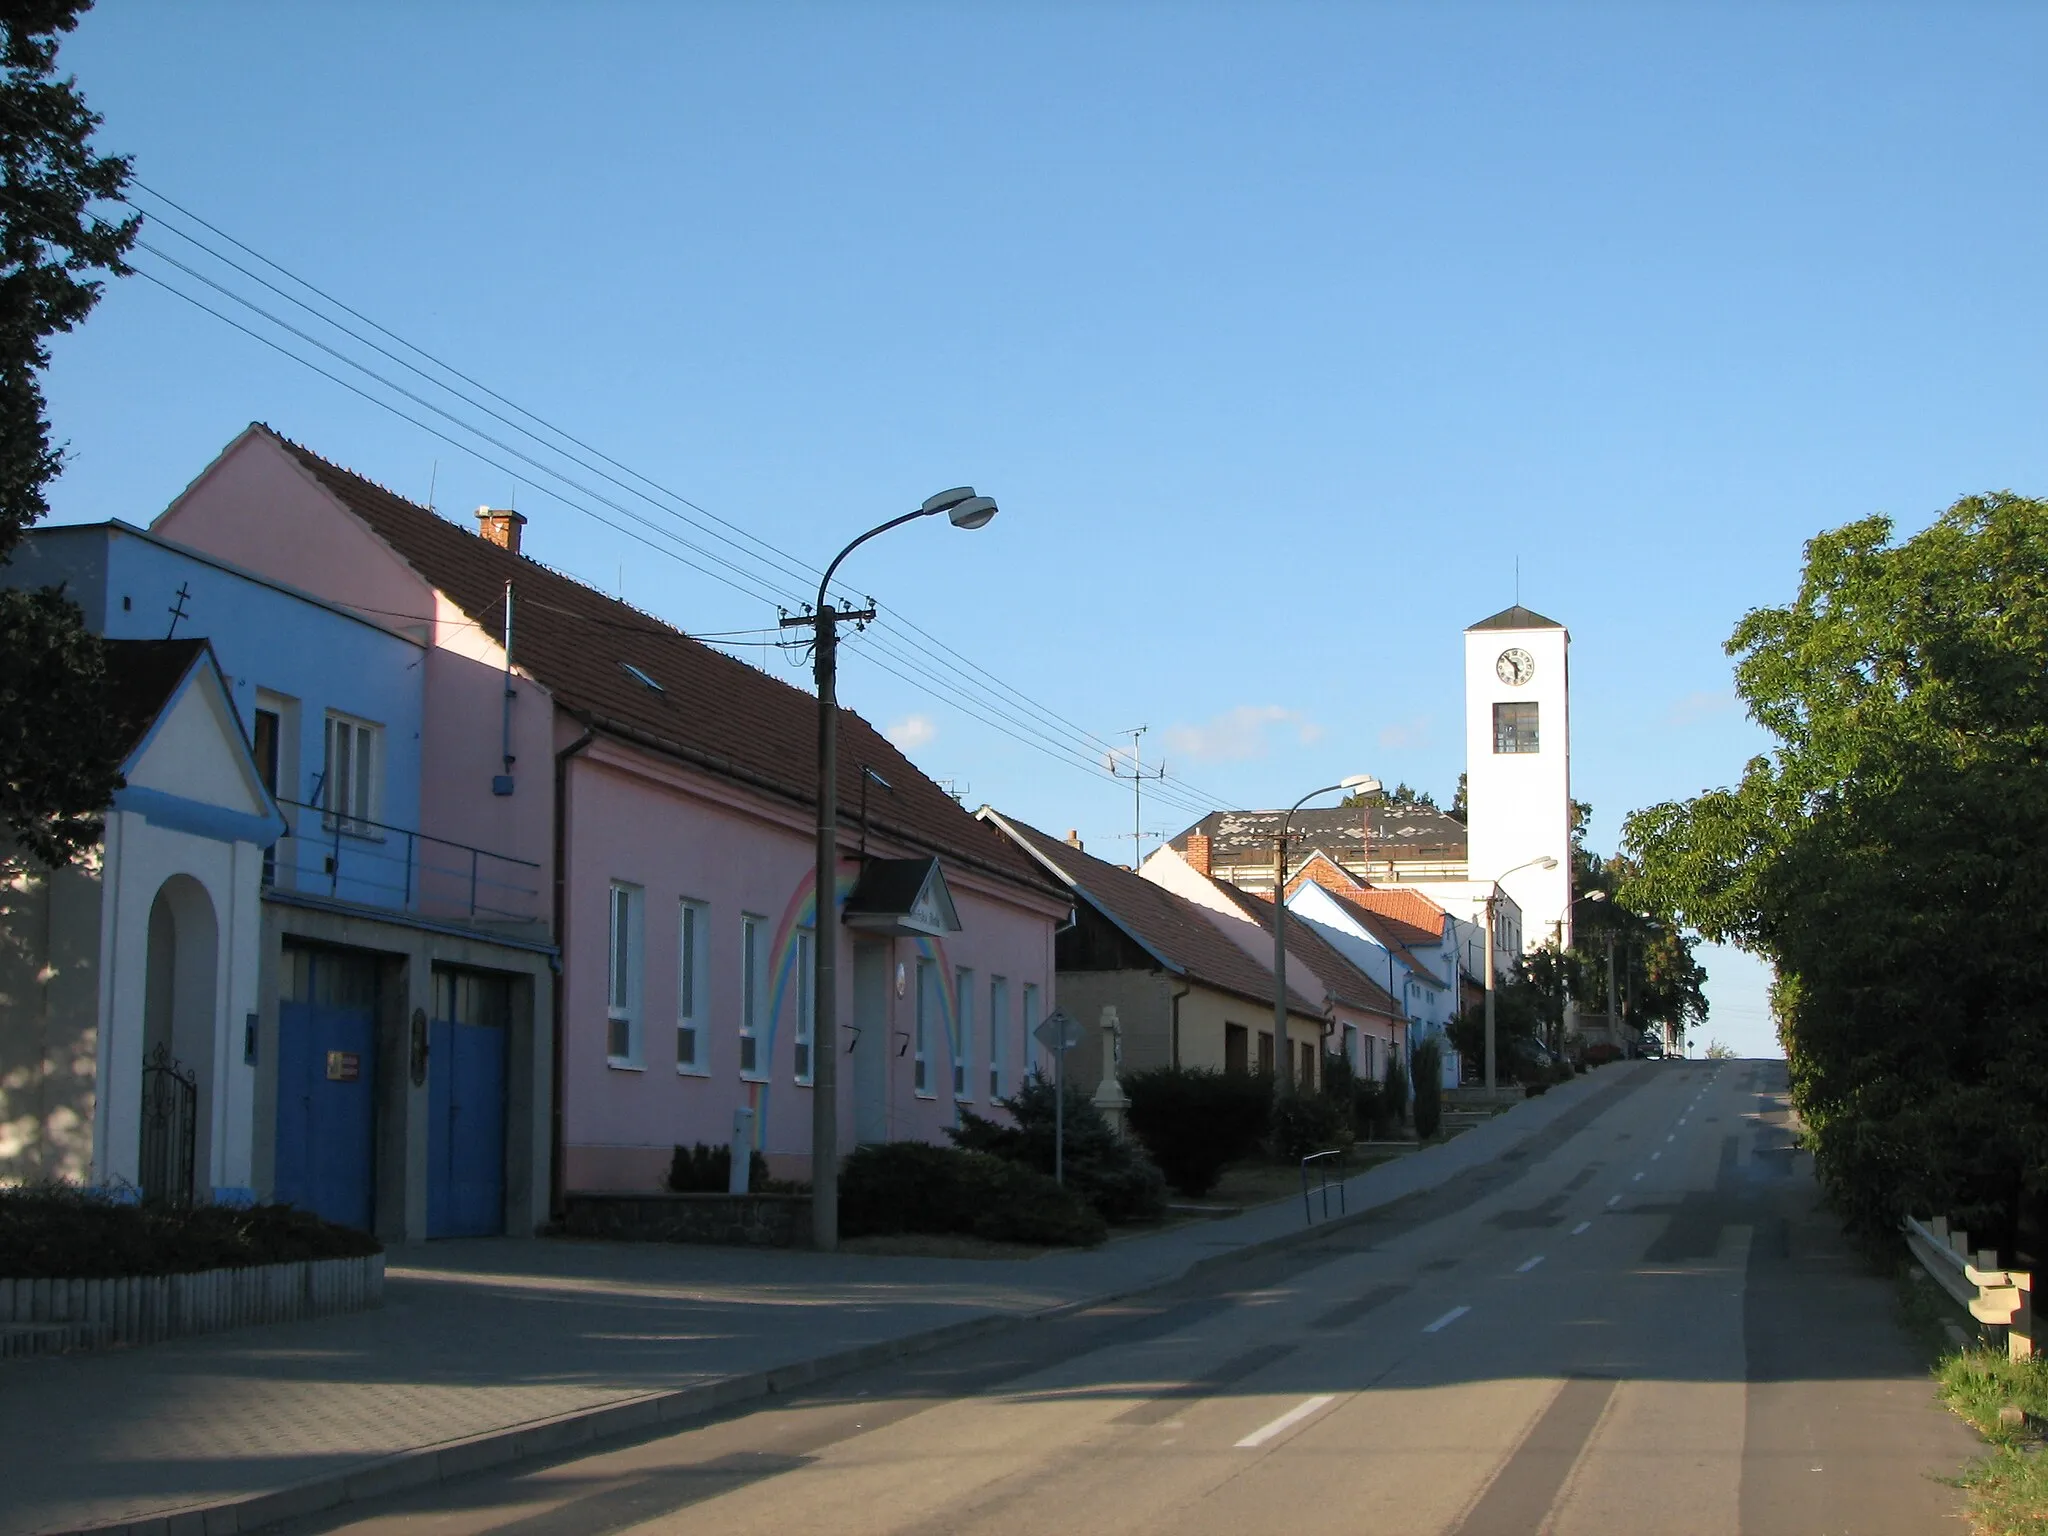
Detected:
left=885, top=713, right=938, bottom=752
left=1664, top=690, right=1739, bottom=728
left=1163, top=705, right=1323, bottom=762
left=1378, top=715, right=1433, bottom=751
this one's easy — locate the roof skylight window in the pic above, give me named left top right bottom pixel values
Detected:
left=619, top=662, right=664, bottom=693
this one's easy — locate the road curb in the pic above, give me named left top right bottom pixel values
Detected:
left=40, top=1064, right=1651, bottom=1536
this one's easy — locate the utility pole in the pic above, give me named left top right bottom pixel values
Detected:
left=1111, top=727, right=1165, bottom=869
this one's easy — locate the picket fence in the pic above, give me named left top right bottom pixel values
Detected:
left=0, top=1252, right=385, bottom=1360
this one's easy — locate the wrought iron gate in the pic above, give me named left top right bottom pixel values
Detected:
left=139, top=1043, right=197, bottom=1205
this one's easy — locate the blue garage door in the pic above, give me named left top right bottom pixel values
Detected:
left=428, top=969, right=509, bottom=1238
left=274, top=947, right=379, bottom=1232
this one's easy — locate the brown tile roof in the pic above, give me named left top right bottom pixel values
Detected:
left=262, top=428, right=1054, bottom=898
left=103, top=638, right=211, bottom=761
left=1309, top=885, right=1449, bottom=990
left=1207, top=880, right=1401, bottom=1019
left=980, top=810, right=1321, bottom=1017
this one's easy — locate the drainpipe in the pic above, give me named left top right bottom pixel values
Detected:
left=1169, top=980, right=1190, bottom=1069
left=548, top=725, right=597, bottom=1221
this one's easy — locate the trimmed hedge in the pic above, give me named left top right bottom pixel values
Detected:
left=838, top=1142, right=1106, bottom=1247
left=1123, top=1067, right=1271, bottom=1196
left=1411, top=1039, right=1444, bottom=1139
left=949, top=1073, right=1167, bottom=1224
left=0, top=1185, right=381, bottom=1279
left=667, top=1142, right=772, bottom=1193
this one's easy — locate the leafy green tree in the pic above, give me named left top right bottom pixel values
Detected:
left=0, top=0, right=137, bottom=864
left=1623, top=493, right=2048, bottom=1253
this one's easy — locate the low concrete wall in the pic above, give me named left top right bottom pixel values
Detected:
left=0, top=1252, right=385, bottom=1360
left=561, top=1191, right=811, bottom=1249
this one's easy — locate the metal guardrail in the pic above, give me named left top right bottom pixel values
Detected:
left=1904, top=1213, right=2035, bottom=1360
left=269, top=796, right=543, bottom=923
left=1301, top=1149, right=1348, bottom=1225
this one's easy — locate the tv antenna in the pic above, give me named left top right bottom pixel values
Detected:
left=1111, top=726, right=1166, bottom=867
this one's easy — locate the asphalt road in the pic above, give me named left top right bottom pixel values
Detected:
left=272, top=1061, right=1977, bottom=1536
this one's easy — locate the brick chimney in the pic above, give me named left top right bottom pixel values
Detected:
left=1065, top=829, right=1083, bottom=850
left=1185, top=831, right=1212, bottom=877
left=475, top=506, right=527, bottom=554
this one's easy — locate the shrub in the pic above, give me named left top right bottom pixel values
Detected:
left=666, top=1143, right=772, bottom=1193
left=1412, top=1039, right=1444, bottom=1139
left=1124, top=1066, right=1272, bottom=1196
left=1270, top=1091, right=1351, bottom=1162
left=1352, top=1077, right=1387, bottom=1140
left=949, top=1071, right=1168, bottom=1223
left=0, top=1184, right=381, bottom=1279
left=1382, top=1047, right=1410, bottom=1126
left=838, top=1142, right=1105, bottom=1246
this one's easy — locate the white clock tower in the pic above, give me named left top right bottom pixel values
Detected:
left=1463, top=606, right=1573, bottom=957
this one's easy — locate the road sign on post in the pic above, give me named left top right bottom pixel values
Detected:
left=1033, top=1008, right=1082, bottom=1185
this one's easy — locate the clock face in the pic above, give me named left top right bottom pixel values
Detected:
left=1496, top=647, right=1535, bottom=687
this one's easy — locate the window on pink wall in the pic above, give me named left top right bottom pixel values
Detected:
left=954, top=968, right=974, bottom=1101
left=793, top=928, right=815, bottom=1085
left=989, top=976, right=1009, bottom=1100
left=677, top=899, right=708, bottom=1075
left=740, top=914, right=765, bottom=1080
left=1021, top=982, right=1040, bottom=1076
left=607, top=882, right=643, bottom=1067
left=913, top=960, right=936, bottom=1097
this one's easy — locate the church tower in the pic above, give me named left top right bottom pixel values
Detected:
left=1463, top=606, right=1572, bottom=955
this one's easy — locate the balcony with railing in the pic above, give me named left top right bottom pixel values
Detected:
left=266, top=797, right=542, bottom=928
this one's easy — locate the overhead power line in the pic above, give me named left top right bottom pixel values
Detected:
left=80, top=182, right=1233, bottom=820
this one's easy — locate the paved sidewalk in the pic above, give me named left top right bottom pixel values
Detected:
left=0, top=1067, right=1641, bottom=1536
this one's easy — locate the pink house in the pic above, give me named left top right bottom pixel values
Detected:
left=153, top=426, right=1068, bottom=1202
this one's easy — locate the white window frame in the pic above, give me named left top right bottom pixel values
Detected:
left=606, top=882, right=643, bottom=1068
left=740, top=913, right=766, bottom=1081
left=913, top=959, right=936, bottom=1097
left=321, top=711, right=381, bottom=836
left=793, top=927, right=815, bottom=1086
left=676, top=899, right=708, bottom=1075
left=1021, top=982, right=1040, bottom=1075
left=953, top=967, right=975, bottom=1102
left=989, top=975, right=1009, bottom=1100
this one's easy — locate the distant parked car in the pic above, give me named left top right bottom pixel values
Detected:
left=1638, top=1035, right=1665, bottom=1060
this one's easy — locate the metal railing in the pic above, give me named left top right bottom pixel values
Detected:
left=1301, top=1149, right=1349, bottom=1225
left=268, top=797, right=542, bottom=924
left=1904, top=1212, right=2036, bottom=1360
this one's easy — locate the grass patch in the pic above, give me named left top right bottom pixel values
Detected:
left=0, top=1184, right=380, bottom=1278
left=1899, top=1265, right=2048, bottom=1536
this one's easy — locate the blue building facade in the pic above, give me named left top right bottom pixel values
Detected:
left=8, top=523, right=555, bottom=1242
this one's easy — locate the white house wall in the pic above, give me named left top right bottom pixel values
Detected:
left=94, top=809, right=263, bottom=1198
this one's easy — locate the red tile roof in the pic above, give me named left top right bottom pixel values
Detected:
left=1342, top=885, right=1446, bottom=951
left=1307, top=885, right=1448, bottom=989
left=1207, top=880, right=1401, bottom=1019
left=103, top=638, right=211, bottom=761
left=263, top=428, right=1055, bottom=899
left=981, top=810, right=1322, bottom=1016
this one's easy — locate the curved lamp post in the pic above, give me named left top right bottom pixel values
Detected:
left=1272, top=774, right=1379, bottom=1096
left=798, top=488, right=997, bottom=1252
left=1481, top=854, right=1558, bottom=1093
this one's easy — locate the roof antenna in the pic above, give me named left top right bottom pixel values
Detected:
left=1515, top=555, right=1520, bottom=607
left=426, top=460, right=438, bottom=512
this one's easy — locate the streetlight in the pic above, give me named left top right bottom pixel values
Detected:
left=1272, top=774, right=1379, bottom=1096
left=1481, top=855, right=1558, bottom=1094
left=788, top=487, right=998, bottom=1252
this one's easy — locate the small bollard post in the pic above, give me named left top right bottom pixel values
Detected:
left=729, top=1107, right=754, bottom=1194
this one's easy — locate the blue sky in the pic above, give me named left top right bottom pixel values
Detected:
left=41, top=3, right=2048, bottom=1056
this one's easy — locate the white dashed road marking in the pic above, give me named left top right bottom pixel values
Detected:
left=1236, top=1395, right=1338, bottom=1448
left=1424, top=1306, right=1471, bottom=1334
left=1572, top=1220, right=1592, bottom=1235
left=1516, top=1256, right=1545, bottom=1273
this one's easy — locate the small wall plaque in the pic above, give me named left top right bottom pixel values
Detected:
left=325, top=1050, right=361, bottom=1082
